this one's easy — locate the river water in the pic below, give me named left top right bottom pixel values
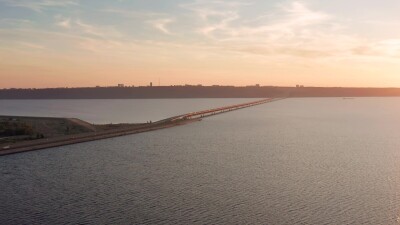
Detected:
left=1, top=98, right=400, bottom=224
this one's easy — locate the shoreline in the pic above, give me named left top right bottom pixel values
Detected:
left=3, top=86, right=400, bottom=99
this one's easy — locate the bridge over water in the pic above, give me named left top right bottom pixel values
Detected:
left=0, top=98, right=283, bottom=156
left=156, top=98, right=282, bottom=124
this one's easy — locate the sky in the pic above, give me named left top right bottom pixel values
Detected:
left=1, top=0, right=400, bottom=88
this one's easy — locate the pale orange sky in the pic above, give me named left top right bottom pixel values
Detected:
left=1, top=0, right=400, bottom=88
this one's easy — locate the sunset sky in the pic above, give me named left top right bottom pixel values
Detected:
left=1, top=0, right=400, bottom=88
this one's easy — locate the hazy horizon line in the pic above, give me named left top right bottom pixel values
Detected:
left=2, top=84, right=400, bottom=90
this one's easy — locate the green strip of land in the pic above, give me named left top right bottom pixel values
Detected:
left=0, top=116, right=150, bottom=153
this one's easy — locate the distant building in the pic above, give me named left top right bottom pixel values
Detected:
left=246, top=84, right=261, bottom=87
left=118, top=84, right=124, bottom=87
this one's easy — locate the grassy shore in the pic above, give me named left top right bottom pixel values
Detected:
left=0, top=116, right=144, bottom=149
left=0, top=115, right=196, bottom=156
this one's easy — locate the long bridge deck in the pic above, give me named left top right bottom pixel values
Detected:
left=157, top=98, right=282, bottom=123
left=0, top=98, right=283, bottom=156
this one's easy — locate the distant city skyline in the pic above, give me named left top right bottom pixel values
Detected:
left=1, top=0, right=400, bottom=88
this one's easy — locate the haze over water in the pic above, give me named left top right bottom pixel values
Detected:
left=1, top=98, right=400, bottom=224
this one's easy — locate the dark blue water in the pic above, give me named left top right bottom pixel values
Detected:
left=1, top=98, right=400, bottom=224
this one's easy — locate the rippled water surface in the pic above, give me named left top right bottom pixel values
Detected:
left=1, top=98, right=400, bottom=224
